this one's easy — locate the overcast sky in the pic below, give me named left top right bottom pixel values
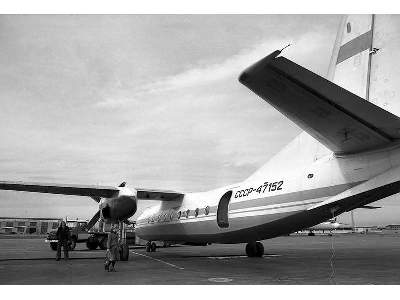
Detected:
left=0, top=14, right=399, bottom=226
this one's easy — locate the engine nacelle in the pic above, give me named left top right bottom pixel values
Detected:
left=100, top=195, right=137, bottom=222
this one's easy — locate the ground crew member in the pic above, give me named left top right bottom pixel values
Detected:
left=105, top=225, right=119, bottom=272
left=56, top=221, right=71, bottom=261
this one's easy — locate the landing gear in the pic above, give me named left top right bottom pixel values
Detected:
left=146, top=241, right=157, bottom=252
left=118, top=221, right=129, bottom=261
left=86, top=236, right=99, bottom=250
left=120, top=243, right=129, bottom=261
left=245, top=241, right=264, bottom=257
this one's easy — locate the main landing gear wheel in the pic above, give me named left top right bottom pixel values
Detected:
left=150, top=242, right=157, bottom=252
left=245, top=241, right=264, bottom=257
left=146, top=242, right=157, bottom=252
left=120, top=244, right=129, bottom=261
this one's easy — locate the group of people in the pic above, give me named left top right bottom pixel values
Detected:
left=55, top=221, right=120, bottom=272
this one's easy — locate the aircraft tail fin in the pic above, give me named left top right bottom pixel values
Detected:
left=328, top=15, right=400, bottom=118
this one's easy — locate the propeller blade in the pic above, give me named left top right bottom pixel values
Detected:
left=123, top=219, right=135, bottom=226
left=87, top=210, right=101, bottom=230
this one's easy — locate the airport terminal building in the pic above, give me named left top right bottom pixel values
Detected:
left=0, top=217, right=62, bottom=235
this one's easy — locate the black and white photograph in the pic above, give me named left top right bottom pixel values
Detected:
left=1, top=0, right=400, bottom=292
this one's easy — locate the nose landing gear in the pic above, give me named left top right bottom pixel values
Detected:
left=245, top=241, right=264, bottom=257
left=118, top=221, right=129, bottom=261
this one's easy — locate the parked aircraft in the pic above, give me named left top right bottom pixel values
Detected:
left=306, top=218, right=352, bottom=235
left=2, top=15, right=400, bottom=258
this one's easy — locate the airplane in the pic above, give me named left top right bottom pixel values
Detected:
left=306, top=218, right=352, bottom=236
left=2, top=14, right=400, bottom=258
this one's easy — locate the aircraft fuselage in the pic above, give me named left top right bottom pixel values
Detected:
left=135, top=142, right=400, bottom=243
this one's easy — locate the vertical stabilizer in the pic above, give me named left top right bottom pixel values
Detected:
left=328, top=15, right=400, bottom=118
left=328, top=15, right=374, bottom=99
left=369, top=15, right=400, bottom=117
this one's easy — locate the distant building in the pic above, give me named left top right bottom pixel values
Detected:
left=0, top=217, right=62, bottom=235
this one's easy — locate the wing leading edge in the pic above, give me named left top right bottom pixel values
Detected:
left=239, top=50, right=400, bottom=154
left=0, top=181, right=184, bottom=202
left=0, top=181, right=119, bottom=199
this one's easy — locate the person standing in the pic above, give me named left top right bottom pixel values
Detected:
left=56, top=221, right=71, bottom=261
left=105, top=225, right=119, bottom=272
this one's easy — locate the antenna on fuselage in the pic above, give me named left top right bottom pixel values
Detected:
left=280, top=43, right=291, bottom=52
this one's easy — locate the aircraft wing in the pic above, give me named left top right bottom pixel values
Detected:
left=239, top=50, right=400, bottom=154
left=0, top=181, right=119, bottom=199
left=0, top=181, right=184, bottom=201
left=136, top=188, right=184, bottom=201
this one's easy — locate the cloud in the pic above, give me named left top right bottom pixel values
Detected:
left=96, top=31, right=332, bottom=108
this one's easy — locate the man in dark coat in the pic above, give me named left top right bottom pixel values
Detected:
left=56, top=221, right=71, bottom=261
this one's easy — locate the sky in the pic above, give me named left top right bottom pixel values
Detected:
left=0, top=14, right=399, bottom=226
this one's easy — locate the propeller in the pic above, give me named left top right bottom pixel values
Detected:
left=123, top=219, right=135, bottom=226
left=85, top=181, right=136, bottom=231
left=86, top=210, right=101, bottom=230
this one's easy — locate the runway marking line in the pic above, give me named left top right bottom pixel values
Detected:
left=208, top=277, right=233, bottom=283
left=131, top=251, right=184, bottom=270
left=207, top=254, right=281, bottom=260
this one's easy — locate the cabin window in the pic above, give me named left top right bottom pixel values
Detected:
left=205, top=206, right=210, bottom=215
left=346, top=22, right=351, bottom=33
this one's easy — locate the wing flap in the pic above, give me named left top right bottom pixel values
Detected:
left=239, top=50, right=400, bottom=154
left=136, top=189, right=184, bottom=201
left=0, top=181, right=119, bottom=198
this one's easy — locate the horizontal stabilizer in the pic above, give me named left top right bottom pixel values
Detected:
left=239, top=50, right=400, bottom=154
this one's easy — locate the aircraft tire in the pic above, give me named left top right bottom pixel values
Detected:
left=146, top=242, right=151, bottom=252
left=86, top=236, right=99, bottom=250
left=150, top=242, right=157, bottom=252
left=120, top=244, right=129, bottom=261
left=245, top=242, right=257, bottom=257
left=255, top=241, right=264, bottom=257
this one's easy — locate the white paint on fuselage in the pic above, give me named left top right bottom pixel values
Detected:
left=135, top=134, right=400, bottom=242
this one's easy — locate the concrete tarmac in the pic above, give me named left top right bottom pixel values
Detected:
left=1, top=233, right=400, bottom=284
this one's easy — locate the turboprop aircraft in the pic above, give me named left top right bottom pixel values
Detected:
left=2, top=15, right=400, bottom=258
